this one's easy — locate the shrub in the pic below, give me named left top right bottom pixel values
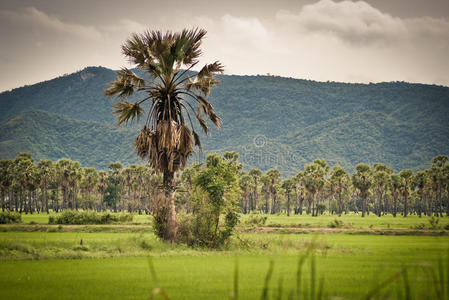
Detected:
left=0, top=211, right=22, bottom=224
left=328, top=218, right=344, bottom=228
left=48, top=210, right=134, bottom=225
left=411, top=223, right=426, bottom=230
left=243, top=214, right=268, bottom=227
left=428, top=216, right=440, bottom=230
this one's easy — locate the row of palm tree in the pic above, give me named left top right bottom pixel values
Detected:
left=0, top=153, right=163, bottom=214
left=233, top=155, right=449, bottom=218
left=1, top=153, right=448, bottom=218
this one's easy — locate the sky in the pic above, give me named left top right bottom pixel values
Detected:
left=0, top=0, right=448, bottom=92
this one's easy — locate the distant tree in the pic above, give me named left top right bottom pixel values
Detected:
left=248, top=168, right=262, bottom=212
left=352, top=163, right=372, bottom=217
left=329, top=166, right=350, bottom=217
left=260, top=175, right=271, bottom=214
left=281, top=178, right=294, bottom=216
left=413, top=171, right=428, bottom=217
left=0, top=160, right=13, bottom=212
left=390, top=174, right=402, bottom=217
left=399, top=169, right=414, bottom=217
left=266, top=169, right=280, bottom=214
left=105, top=28, right=223, bottom=242
left=430, top=155, right=448, bottom=217
left=294, top=172, right=306, bottom=215
left=302, top=160, right=327, bottom=216
left=37, top=160, right=54, bottom=214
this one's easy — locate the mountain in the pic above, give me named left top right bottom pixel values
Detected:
left=1, top=66, right=448, bottom=175
left=0, top=110, right=139, bottom=168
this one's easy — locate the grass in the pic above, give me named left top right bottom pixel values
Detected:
left=1, top=213, right=449, bottom=299
left=17, top=212, right=449, bottom=230
left=0, top=232, right=448, bottom=299
left=19, top=212, right=152, bottom=225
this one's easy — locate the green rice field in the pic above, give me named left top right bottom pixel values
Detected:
left=1, top=213, right=448, bottom=299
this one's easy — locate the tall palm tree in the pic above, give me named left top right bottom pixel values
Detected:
left=351, top=163, right=372, bottom=217
left=281, top=178, right=294, bottom=216
left=37, top=160, right=54, bottom=214
left=248, top=168, right=262, bottom=212
left=105, top=28, right=223, bottom=241
left=329, top=166, right=349, bottom=217
left=266, top=169, right=280, bottom=214
left=399, top=169, right=414, bottom=217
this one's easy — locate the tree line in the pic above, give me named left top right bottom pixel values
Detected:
left=1, top=152, right=448, bottom=218
left=236, top=155, right=449, bottom=218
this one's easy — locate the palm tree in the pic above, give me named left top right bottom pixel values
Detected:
left=105, top=28, right=223, bottom=241
left=266, top=169, right=280, bottom=214
left=37, top=160, right=54, bottom=214
left=430, top=155, right=448, bottom=217
left=239, top=173, right=252, bottom=214
left=399, top=169, right=414, bottom=217
left=260, top=175, right=271, bottom=214
left=281, top=178, right=294, bottom=216
left=302, top=160, right=327, bottom=216
left=352, top=163, right=372, bottom=217
left=329, top=166, right=349, bottom=217
left=0, top=159, right=12, bottom=212
left=390, top=174, right=402, bottom=217
left=248, top=168, right=262, bottom=212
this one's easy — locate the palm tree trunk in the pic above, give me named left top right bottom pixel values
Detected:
left=163, top=170, right=177, bottom=242
left=403, top=193, right=408, bottom=217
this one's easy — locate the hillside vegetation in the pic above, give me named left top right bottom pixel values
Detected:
left=1, top=66, right=448, bottom=173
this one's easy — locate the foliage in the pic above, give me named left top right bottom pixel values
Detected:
left=176, top=153, right=240, bottom=248
left=0, top=211, right=22, bottom=224
left=243, top=213, right=268, bottom=227
left=327, top=218, right=344, bottom=228
left=48, top=210, right=133, bottom=225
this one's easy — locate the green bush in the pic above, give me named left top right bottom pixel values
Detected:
left=48, top=210, right=133, bottom=225
left=0, top=211, right=22, bottom=224
left=428, top=216, right=440, bottom=230
left=243, top=214, right=268, bottom=227
left=328, top=218, right=344, bottom=228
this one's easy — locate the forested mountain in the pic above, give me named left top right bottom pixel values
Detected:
left=1, top=66, right=448, bottom=175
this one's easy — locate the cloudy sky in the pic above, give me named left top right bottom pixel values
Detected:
left=1, top=0, right=448, bottom=92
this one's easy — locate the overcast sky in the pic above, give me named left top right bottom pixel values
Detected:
left=1, top=0, right=448, bottom=92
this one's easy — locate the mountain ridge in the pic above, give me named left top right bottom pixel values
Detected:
left=1, top=66, right=448, bottom=175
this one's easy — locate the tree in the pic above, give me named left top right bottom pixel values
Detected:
left=105, top=162, right=123, bottom=211
left=413, top=171, right=429, bottom=217
left=0, top=160, right=13, bottom=212
left=399, top=169, right=414, bottom=217
left=352, top=163, right=372, bottom=217
left=281, top=178, right=294, bottom=216
left=266, top=170, right=280, bottom=214
left=184, top=153, right=240, bottom=247
left=390, top=174, right=402, bottom=217
left=260, top=175, right=271, bottom=214
left=37, top=160, right=54, bottom=214
left=372, top=164, right=392, bottom=217
left=302, top=160, right=327, bottom=216
left=105, top=28, right=223, bottom=241
left=239, top=173, right=252, bottom=214
left=248, top=168, right=262, bottom=212
left=329, top=166, right=350, bottom=217
left=430, top=155, right=448, bottom=217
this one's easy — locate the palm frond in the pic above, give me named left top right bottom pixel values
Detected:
left=197, top=61, right=224, bottom=78
left=105, top=68, right=145, bottom=98
left=112, top=101, right=143, bottom=125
